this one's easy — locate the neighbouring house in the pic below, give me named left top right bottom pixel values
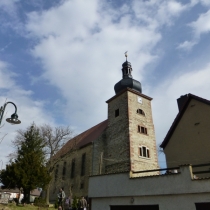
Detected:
left=49, top=57, right=159, bottom=201
left=30, top=189, right=42, bottom=203
left=0, top=188, right=41, bottom=203
left=160, top=93, right=210, bottom=177
left=0, top=188, right=23, bottom=203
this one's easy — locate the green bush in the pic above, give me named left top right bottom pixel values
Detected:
left=34, top=197, right=46, bottom=207
left=54, top=199, right=58, bottom=208
left=72, top=196, right=79, bottom=209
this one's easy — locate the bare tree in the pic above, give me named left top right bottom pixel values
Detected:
left=0, top=133, right=7, bottom=144
left=39, top=124, right=75, bottom=204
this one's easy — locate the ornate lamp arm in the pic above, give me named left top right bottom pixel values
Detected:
left=0, top=101, right=21, bottom=126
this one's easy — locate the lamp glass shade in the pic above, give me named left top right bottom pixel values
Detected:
left=6, top=113, right=21, bottom=124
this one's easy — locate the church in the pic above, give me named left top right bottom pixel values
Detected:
left=49, top=55, right=159, bottom=200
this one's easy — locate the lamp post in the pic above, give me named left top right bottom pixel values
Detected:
left=0, top=102, right=21, bottom=126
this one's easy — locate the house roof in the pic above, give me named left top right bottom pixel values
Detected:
left=54, top=119, right=108, bottom=159
left=0, top=188, right=19, bottom=193
left=30, top=189, right=41, bottom=196
left=0, top=188, right=41, bottom=196
left=160, top=93, right=210, bottom=149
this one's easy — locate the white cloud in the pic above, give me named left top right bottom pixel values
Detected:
left=189, top=9, right=210, bottom=38
left=176, top=3, right=210, bottom=51
left=25, top=0, right=163, bottom=132
left=132, top=0, right=188, bottom=29
left=176, top=40, right=197, bottom=51
left=26, top=0, right=99, bottom=39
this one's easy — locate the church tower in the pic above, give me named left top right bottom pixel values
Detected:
left=103, top=54, right=159, bottom=176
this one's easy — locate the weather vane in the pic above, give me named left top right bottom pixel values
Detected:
left=125, top=51, right=128, bottom=61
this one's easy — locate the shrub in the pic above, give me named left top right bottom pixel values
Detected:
left=72, top=196, right=79, bottom=210
left=54, top=199, right=58, bottom=209
left=34, top=197, right=46, bottom=207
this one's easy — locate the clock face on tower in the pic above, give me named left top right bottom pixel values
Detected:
left=137, top=96, right=142, bottom=104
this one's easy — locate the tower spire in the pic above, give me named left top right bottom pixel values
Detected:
left=114, top=54, right=142, bottom=94
left=125, top=51, right=128, bottom=61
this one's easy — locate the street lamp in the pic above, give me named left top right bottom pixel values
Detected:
left=0, top=102, right=21, bottom=126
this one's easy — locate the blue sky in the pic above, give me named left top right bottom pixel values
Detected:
left=0, top=0, right=210, bottom=169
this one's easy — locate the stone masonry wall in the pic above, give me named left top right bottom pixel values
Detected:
left=49, top=144, right=93, bottom=201
left=92, top=91, right=131, bottom=175
left=128, top=91, right=159, bottom=177
left=92, top=89, right=159, bottom=177
left=91, top=130, right=107, bottom=175
left=104, top=91, right=130, bottom=173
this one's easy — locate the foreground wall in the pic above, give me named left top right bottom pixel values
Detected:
left=88, top=165, right=210, bottom=210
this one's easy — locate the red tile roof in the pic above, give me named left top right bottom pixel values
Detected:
left=54, top=120, right=108, bottom=159
left=160, top=93, right=210, bottom=149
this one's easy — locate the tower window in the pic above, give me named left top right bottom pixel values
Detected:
left=139, top=146, right=150, bottom=158
left=137, top=109, right=145, bottom=116
left=138, top=125, right=148, bottom=135
left=115, top=109, right=119, bottom=117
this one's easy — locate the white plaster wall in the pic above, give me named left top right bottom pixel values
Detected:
left=91, top=193, right=210, bottom=210
left=88, top=166, right=210, bottom=210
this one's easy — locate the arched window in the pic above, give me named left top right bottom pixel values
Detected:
left=137, top=109, right=145, bottom=116
left=139, top=146, right=150, bottom=158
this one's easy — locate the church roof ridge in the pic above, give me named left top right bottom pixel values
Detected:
left=54, top=119, right=108, bottom=159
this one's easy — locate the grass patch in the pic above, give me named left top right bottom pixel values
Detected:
left=0, top=204, right=54, bottom=210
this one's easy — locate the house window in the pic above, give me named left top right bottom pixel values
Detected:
left=81, top=153, right=86, bottom=176
left=115, top=109, right=119, bottom=117
left=137, top=109, right=145, bottom=116
left=138, top=125, right=148, bottom=134
left=62, top=161, right=66, bottom=180
left=139, top=146, right=150, bottom=158
left=71, top=159, right=75, bottom=179
left=55, top=164, right=59, bottom=181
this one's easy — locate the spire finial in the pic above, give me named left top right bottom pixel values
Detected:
left=125, top=51, right=128, bottom=61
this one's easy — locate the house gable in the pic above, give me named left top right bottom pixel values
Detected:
left=160, top=93, right=210, bottom=149
left=161, top=94, right=210, bottom=168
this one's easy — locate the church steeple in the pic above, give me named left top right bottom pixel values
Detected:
left=122, top=51, right=133, bottom=79
left=114, top=53, right=142, bottom=94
